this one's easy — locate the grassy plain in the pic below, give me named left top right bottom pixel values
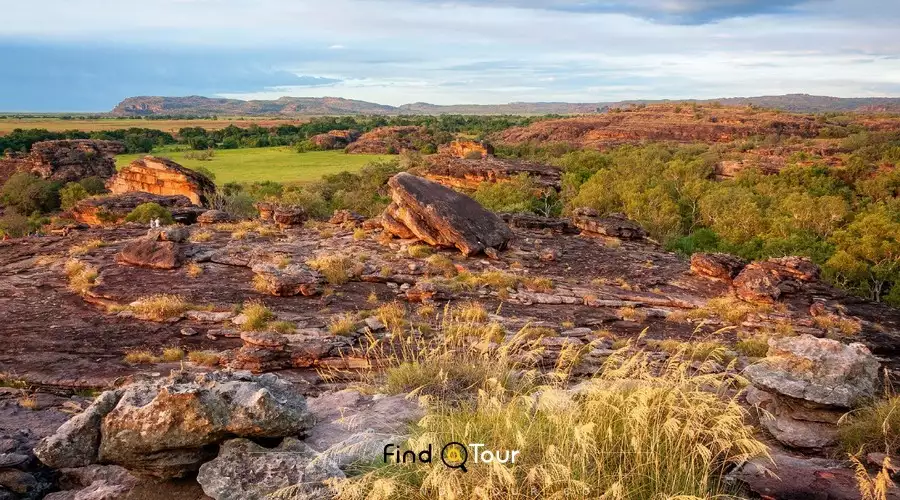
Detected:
left=115, top=147, right=391, bottom=184
left=0, top=117, right=307, bottom=134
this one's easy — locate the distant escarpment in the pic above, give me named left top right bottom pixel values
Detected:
left=111, top=95, right=397, bottom=117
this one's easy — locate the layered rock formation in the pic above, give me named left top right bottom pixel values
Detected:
left=0, top=140, right=124, bottom=184
left=70, top=192, right=197, bottom=226
left=571, top=208, right=647, bottom=240
left=421, top=154, right=561, bottom=190
left=690, top=253, right=747, bottom=282
left=309, top=129, right=360, bottom=150
left=107, top=156, right=216, bottom=206
left=439, top=139, right=494, bottom=159
left=381, top=173, right=513, bottom=255
left=345, top=126, right=435, bottom=154
left=733, top=256, right=820, bottom=303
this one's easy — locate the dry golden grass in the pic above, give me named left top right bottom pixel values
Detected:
left=188, top=351, right=221, bottom=367
left=64, top=259, right=99, bottom=294
left=376, top=302, right=407, bottom=331
left=185, top=262, right=203, bottom=278
left=814, top=314, right=863, bottom=336
left=840, top=395, right=900, bottom=457
left=271, top=321, right=297, bottom=334
left=690, top=296, right=772, bottom=325
left=68, top=239, right=105, bottom=257
left=407, top=245, right=434, bottom=258
left=189, top=230, right=213, bottom=243
left=367, top=291, right=380, bottom=305
left=852, top=455, right=896, bottom=500
left=241, top=300, right=274, bottom=331
left=252, top=274, right=270, bottom=294
left=353, top=228, right=367, bottom=241
left=130, top=294, right=194, bottom=321
left=161, top=347, right=186, bottom=362
left=124, top=350, right=160, bottom=364
left=307, top=254, right=355, bottom=285
left=618, top=306, right=648, bottom=322
left=18, top=393, right=38, bottom=410
left=425, top=254, right=457, bottom=277
left=329, top=313, right=358, bottom=336
left=524, top=276, right=554, bottom=292
left=734, top=334, right=770, bottom=358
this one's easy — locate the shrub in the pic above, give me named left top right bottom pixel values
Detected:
left=79, top=176, right=107, bottom=195
left=0, top=172, right=60, bottom=214
left=124, top=203, right=174, bottom=225
left=0, top=210, right=32, bottom=238
left=59, top=182, right=90, bottom=210
left=840, top=395, right=900, bottom=457
left=270, top=321, right=296, bottom=335
left=407, top=245, right=433, bottom=258
left=472, top=174, right=542, bottom=213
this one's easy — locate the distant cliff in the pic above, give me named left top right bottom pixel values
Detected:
left=110, top=94, right=900, bottom=117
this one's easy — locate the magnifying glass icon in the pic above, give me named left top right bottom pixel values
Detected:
left=440, top=442, right=468, bottom=473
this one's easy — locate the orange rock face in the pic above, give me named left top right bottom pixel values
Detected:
left=107, top=156, right=216, bottom=206
left=440, top=140, right=494, bottom=159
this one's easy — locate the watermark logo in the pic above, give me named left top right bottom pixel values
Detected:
left=383, top=443, right=520, bottom=473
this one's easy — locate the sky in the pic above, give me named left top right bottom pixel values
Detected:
left=1, top=0, right=899, bottom=111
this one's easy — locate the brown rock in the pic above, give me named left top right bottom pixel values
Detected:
left=71, top=193, right=194, bottom=226
left=380, top=206, right=416, bottom=239
left=309, top=129, right=360, bottom=150
left=571, top=209, right=647, bottom=240
left=272, top=207, right=307, bottom=228
left=0, top=139, right=123, bottom=184
left=500, top=213, right=576, bottom=233
left=345, top=126, right=434, bottom=154
left=250, top=263, right=322, bottom=297
left=196, top=210, right=232, bottom=225
left=421, top=154, right=561, bottom=190
left=382, top=173, right=513, bottom=256
left=690, top=253, right=747, bottom=281
left=116, top=240, right=183, bottom=269
left=733, top=256, right=820, bottom=303
left=439, top=139, right=494, bottom=159
left=328, top=209, right=366, bottom=226
left=254, top=202, right=275, bottom=221
left=107, top=156, right=216, bottom=206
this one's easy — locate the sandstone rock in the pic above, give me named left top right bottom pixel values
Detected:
left=272, top=207, right=307, bottom=228
left=328, top=209, right=366, bottom=226
left=421, top=155, right=560, bottom=190
left=147, top=225, right=189, bottom=243
left=733, top=256, right=820, bottom=303
left=440, top=139, right=494, bottom=159
left=745, top=386, right=839, bottom=449
left=254, top=202, right=275, bottom=221
left=0, top=469, right=36, bottom=495
left=318, top=431, right=401, bottom=470
left=500, top=213, right=576, bottom=233
left=380, top=206, right=416, bottom=239
left=35, top=390, right=122, bottom=469
left=196, top=438, right=343, bottom=500
left=250, top=263, right=322, bottom=297
left=310, top=129, right=360, bottom=150
left=37, top=371, right=313, bottom=479
left=196, top=210, right=231, bottom=225
left=345, top=126, right=433, bottom=154
left=0, top=140, right=123, bottom=184
left=571, top=209, right=647, bottom=240
left=116, top=239, right=183, bottom=270
left=107, top=156, right=216, bottom=206
left=382, top=173, right=513, bottom=256
left=744, top=334, right=879, bottom=408
left=71, top=192, right=194, bottom=226
left=690, top=253, right=747, bottom=281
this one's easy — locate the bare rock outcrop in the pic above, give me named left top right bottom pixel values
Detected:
left=345, top=126, right=434, bottom=154
left=744, top=335, right=880, bottom=449
left=733, top=256, right=820, bottom=303
left=309, top=129, right=360, bottom=150
left=35, top=370, right=313, bottom=479
left=107, top=156, right=216, bottom=206
left=571, top=208, right=647, bottom=240
left=381, top=172, right=513, bottom=256
left=690, top=253, right=747, bottom=282
left=116, top=239, right=184, bottom=270
left=70, top=193, right=196, bottom=226
left=0, top=140, right=124, bottom=184
left=421, top=154, right=561, bottom=190
left=439, top=139, right=494, bottom=159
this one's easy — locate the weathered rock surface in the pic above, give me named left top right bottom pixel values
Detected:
left=36, top=371, right=313, bottom=479
left=196, top=210, right=231, bottom=225
left=250, top=263, right=322, bottom=297
left=571, top=208, right=647, bottom=240
left=147, top=226, right=190, bottom=243
left=745, top=386, right=840, bottom=449
left=0, top=140, right=124, bottom=184
left=309, top=129, right=360, bottom=150
left=690, top=253, right=747, bottom=281
left=421, top=154, right=561, bottom=190
left=71, top=193, right=195, bottom=226
left=439, top=139, right=494, bottom=159
left=500, top=213, right=576, bottom=233
left=328, top=209, right=366, bottom=226
left=733, top=256, right=820, bottom=303
left=107, top=156, right=215, bottom=206
left=272, top=207, right=307, bottom=228
left=744, top=334, right=879, bottom=408
left=116, top=239, right=184, bottom=270
left=345, top=126, right=434, bottom=154
left=382, top=172, right=513, bottom=255
left=196, top=438, right=342, bottom=500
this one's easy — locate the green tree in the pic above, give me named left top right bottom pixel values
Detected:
left=124, top=203, right=174, bottom=225
left=59, top=182, right=90, bottom=210
left=0, top=172, right=60, bottom=214
left=826, top=203, right=900, bottom=302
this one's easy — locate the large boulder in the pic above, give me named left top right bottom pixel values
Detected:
left=197, top=438, right=342, bottom=500
left=309, top=129, right=360, bottom=150
left=571, top=208, right=647, bottom=240
left=0, top=140, right=124, bottom=184
left=70, top=192, right=195, bottom=226
left=381, top=172, right=513, bottom=256
left=733, top=256, right=820, bottom=303
left=421, top=155, right=560, bottom=190
left=116, top=239, right=183, bottom=269
left=690, top=253, right=747, bottom=282
left=250, top=263, right=322, bottom=297
left=107, top=156, right=216, bottom=206
left=439, top=139, right=494, bottom=159
left=35, top=371, right=313, bottom=479
left=744, top=334, right=879, bottom=408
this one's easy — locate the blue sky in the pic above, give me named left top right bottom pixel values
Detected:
left=1, top=0, right=899, bottom=111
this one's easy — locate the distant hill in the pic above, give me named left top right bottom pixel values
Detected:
left=110, top=94, right=900, bottom=117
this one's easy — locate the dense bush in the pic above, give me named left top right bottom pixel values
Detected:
left=124, top=203, right=174, bottom=224
left=0, top=173, right=61, bottom=215
left=59, top=182, right=89, bottom=210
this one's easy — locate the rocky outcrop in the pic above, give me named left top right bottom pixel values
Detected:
left=0, top=140, right=124, bottom=184
left=421, top=154, right=561, bottom=190
left=107, top=156, right=216, bottom=206
left=345, top=126, right=434, bottom=154
left=70, top=193, right=196, bottom=226
left=196, top=210, right=232, bottom=225
left=381, top=173, right=513, bottom=255
left=250, top=262, right=322, bottom=297
left=439, top=140, right=494, bottom=159
left=571, top=208, right=647, bottom=240
left=35, top=371, right=313, bottom=479
left=500, top=213, right=577, bottom=233
left=690, top=253, right=747, bottom=282
left=116, top=239, right=184, bottom=270
left=733, top=256, right=820, bottom=303
left=328, top=210, right=366, bottom=226
left=272, top=207, right=307, bottom=228
left=744, top=335, right=880, bottom=449
left=309, top=129, right=360, bottom=150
